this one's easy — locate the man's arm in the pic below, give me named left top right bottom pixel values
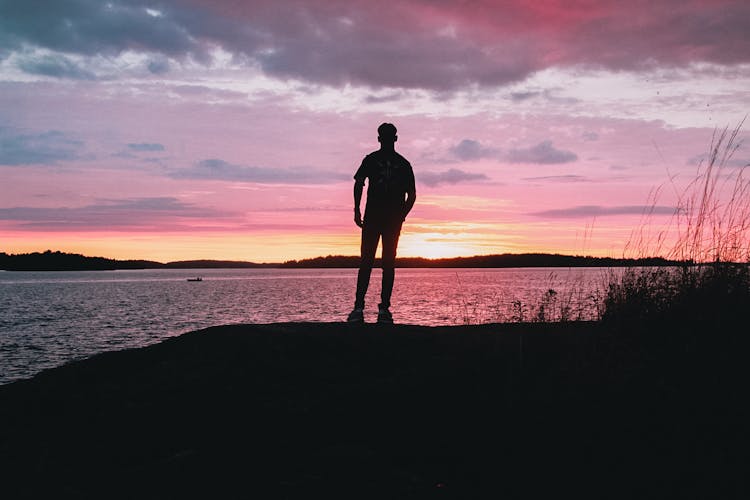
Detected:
left=353, top=179, right=364, bottom=227
left=402, top=186, right=416, bottom=221
left=402, top=164, right=416, bottom=221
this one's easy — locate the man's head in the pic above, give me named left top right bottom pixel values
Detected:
left=377, top=123, right=397, bottom=147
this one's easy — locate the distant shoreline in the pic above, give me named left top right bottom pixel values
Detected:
left=0, top=249, right=683, bottom=271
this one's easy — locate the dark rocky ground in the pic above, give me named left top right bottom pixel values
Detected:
left=0, top=322, right=746, bottom=498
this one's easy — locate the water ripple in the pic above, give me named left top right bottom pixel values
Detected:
left=0, top=267, right=607, bottom=384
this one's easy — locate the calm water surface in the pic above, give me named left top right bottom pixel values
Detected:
left=0, top=267, right=608, bottom=384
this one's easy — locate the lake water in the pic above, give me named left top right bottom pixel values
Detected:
left=0, top=267, right=609, bottom=384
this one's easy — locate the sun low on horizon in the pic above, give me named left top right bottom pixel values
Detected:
left=2, top=0, right=749, bottom=263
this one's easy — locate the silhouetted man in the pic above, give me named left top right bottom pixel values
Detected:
left=347, top=123, right=416, bottom=323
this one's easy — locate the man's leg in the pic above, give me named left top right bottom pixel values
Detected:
left=379, top=220, right=402, bottom=309
left=355, top=222, right=380, bottom=309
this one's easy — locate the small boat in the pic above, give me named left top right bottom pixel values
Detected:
left=187, top=277, right=203, bottom=282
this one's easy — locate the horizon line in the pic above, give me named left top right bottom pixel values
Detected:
left=0, top=249, right=686, bottom=267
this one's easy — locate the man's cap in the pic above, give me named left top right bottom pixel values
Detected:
left=378, top=123, right=397, bottom=139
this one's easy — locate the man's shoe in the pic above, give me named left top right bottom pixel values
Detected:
left=377, top=306, right=393, bottom=324
left=347, top=307, right=364, bottom=323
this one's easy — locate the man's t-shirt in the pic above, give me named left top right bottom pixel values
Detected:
left=354, top=150, right=415, bottom=224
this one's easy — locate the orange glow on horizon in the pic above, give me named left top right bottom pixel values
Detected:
left=1, top=230, right=359, bottom=263
left=397, top=232, right=506, bottom=259
left=2, top=211, right=673, bottom=263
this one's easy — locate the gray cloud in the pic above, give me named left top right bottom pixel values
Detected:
left=687, top=152, right=749, bottom=168
left=147, top=57, right=170, bottom=74
left=506, top=141, right=577, bottom=164
left=582, top=131, right=599, bottom=141
left=16, top=53, right=97, bottom=80
left=128, top=143, right=165, bottom=152
left=442, top=138, right=576, bottom=165
left=170, top=84, right=248, bottom=100
left=364, top=91, right=405, bottom=104
left=0, top=128, right=84, bottom=165
left=0, top=197, right=231, bottom=230
left=244, top=3, right=538, bottom=90
left=509, top=91, right=540, bottom=102
left=450, top=139, right=500, bottom=161
left=531, top=205, right=675, bottom=218
left=2, top=1, right=749, bottom=89
left=0, top=1, right=201, bottom=59
left=507, top=89, right=580, bottom=105
left=170, top=158, right=350, bottom=184
left=112, top=151, right=136, bottom=159
left=419, top=168, right=489, bottom=187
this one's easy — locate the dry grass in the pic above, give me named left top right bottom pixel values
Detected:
left=604, top=118, right=750, bottom=327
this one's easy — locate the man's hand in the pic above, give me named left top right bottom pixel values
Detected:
left=353, top=180, right=364, bottom=228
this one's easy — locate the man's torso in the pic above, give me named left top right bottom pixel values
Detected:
left=355, top=150, right=414, bottom=223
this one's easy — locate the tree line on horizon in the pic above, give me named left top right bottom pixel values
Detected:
left=0, top=250, right=681, bottom=271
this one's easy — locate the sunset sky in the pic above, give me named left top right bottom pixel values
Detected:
left=1, top=0, right=749, bottom=262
